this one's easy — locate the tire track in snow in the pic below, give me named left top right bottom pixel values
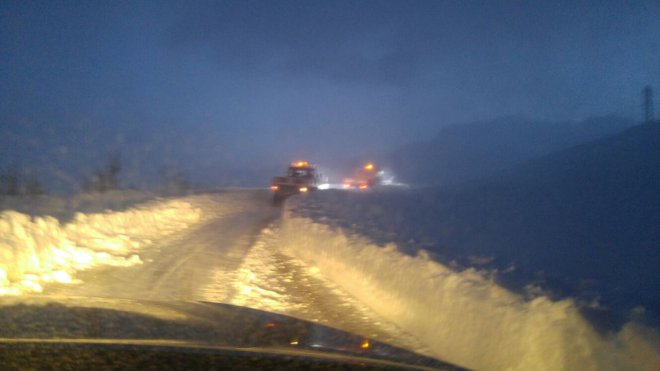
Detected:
left=202, top=220, right=433, bottom=358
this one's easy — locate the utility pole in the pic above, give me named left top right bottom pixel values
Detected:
left=643, top=85, right=654, bottom=124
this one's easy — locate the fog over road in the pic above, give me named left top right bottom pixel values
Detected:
left=42, top=190, right=428, bottom=356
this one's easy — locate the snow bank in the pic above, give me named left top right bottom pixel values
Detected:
left=0, top=198, right=203, bottom=295
left=280, top=209, right=660, bottom=370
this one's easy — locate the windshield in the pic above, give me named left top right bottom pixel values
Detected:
left=1, top=1, right=659, bottom=370
left=287, top=168, right=313, bottom=178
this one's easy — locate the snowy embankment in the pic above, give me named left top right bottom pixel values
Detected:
left=281, top=197, right=659, bottom=371
left=0, top=194, right=203, bottom=295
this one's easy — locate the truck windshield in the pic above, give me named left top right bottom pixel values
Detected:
left=288, top=168, right=312, bottom=177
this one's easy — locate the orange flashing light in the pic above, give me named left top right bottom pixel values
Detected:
left=270, top=185, right=279, bottom=190
left=292, top=161, right=309, bottom=167
left=360, top=339, right=370, bottom=349
left=364, top=163, right=375, bottom=171
left=358, top=184, right=368, bottom=189
left=299, top=187, right=308, bottom=193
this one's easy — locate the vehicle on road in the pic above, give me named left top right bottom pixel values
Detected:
left=342, top=162, right=383, bottom=190
left=271, top=161, right=321, bottom=204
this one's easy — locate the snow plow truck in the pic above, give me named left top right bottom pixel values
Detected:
left=342, top=162, right=383, bottom=189
left=271, top=161, right=321, bottom=204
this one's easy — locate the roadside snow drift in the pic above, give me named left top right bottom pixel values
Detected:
left=281, top=202, right=660, bottom=371
left=0, top=198, right=202, bottom=295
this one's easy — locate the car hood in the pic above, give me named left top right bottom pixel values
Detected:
left=0, top=296, right=464, bottom=370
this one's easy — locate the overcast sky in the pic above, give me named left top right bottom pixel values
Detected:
left=1, top=0, right=659, bottom=188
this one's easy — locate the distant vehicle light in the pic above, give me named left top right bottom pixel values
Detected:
left=342, top=183, right=351, bottom=189
left=291, top=161, right=309, bottom=167
left=290, top=340, right=299, bottom=346
left=364, top=163, right=375, bottom=171
left=299, top=187, right=308, bottom=192
left=318, top=183, right=330, bottom=190
left=360, top=339, right=370, bottom=349
left=359, top=184, right=368, bottom=189
left=270, top=185, right=279, bottom=190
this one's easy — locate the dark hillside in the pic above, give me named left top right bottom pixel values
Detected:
left=458, top=123, right=660, bottom=325
left=385, top=116, right=634, bottom=186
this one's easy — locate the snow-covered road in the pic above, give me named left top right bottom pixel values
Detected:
left=38, top=190, right=427, bottom=357
left=44, top=191, right=277, bottom=302
left=5, top=189, right=657, bottom=370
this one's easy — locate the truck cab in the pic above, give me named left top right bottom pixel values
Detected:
left=342, top=162, right=383, bottom=190
left=271, top=161, right=320, bottom=204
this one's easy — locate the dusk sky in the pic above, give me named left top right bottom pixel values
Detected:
left=1, top=0, right=659, bottom=190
